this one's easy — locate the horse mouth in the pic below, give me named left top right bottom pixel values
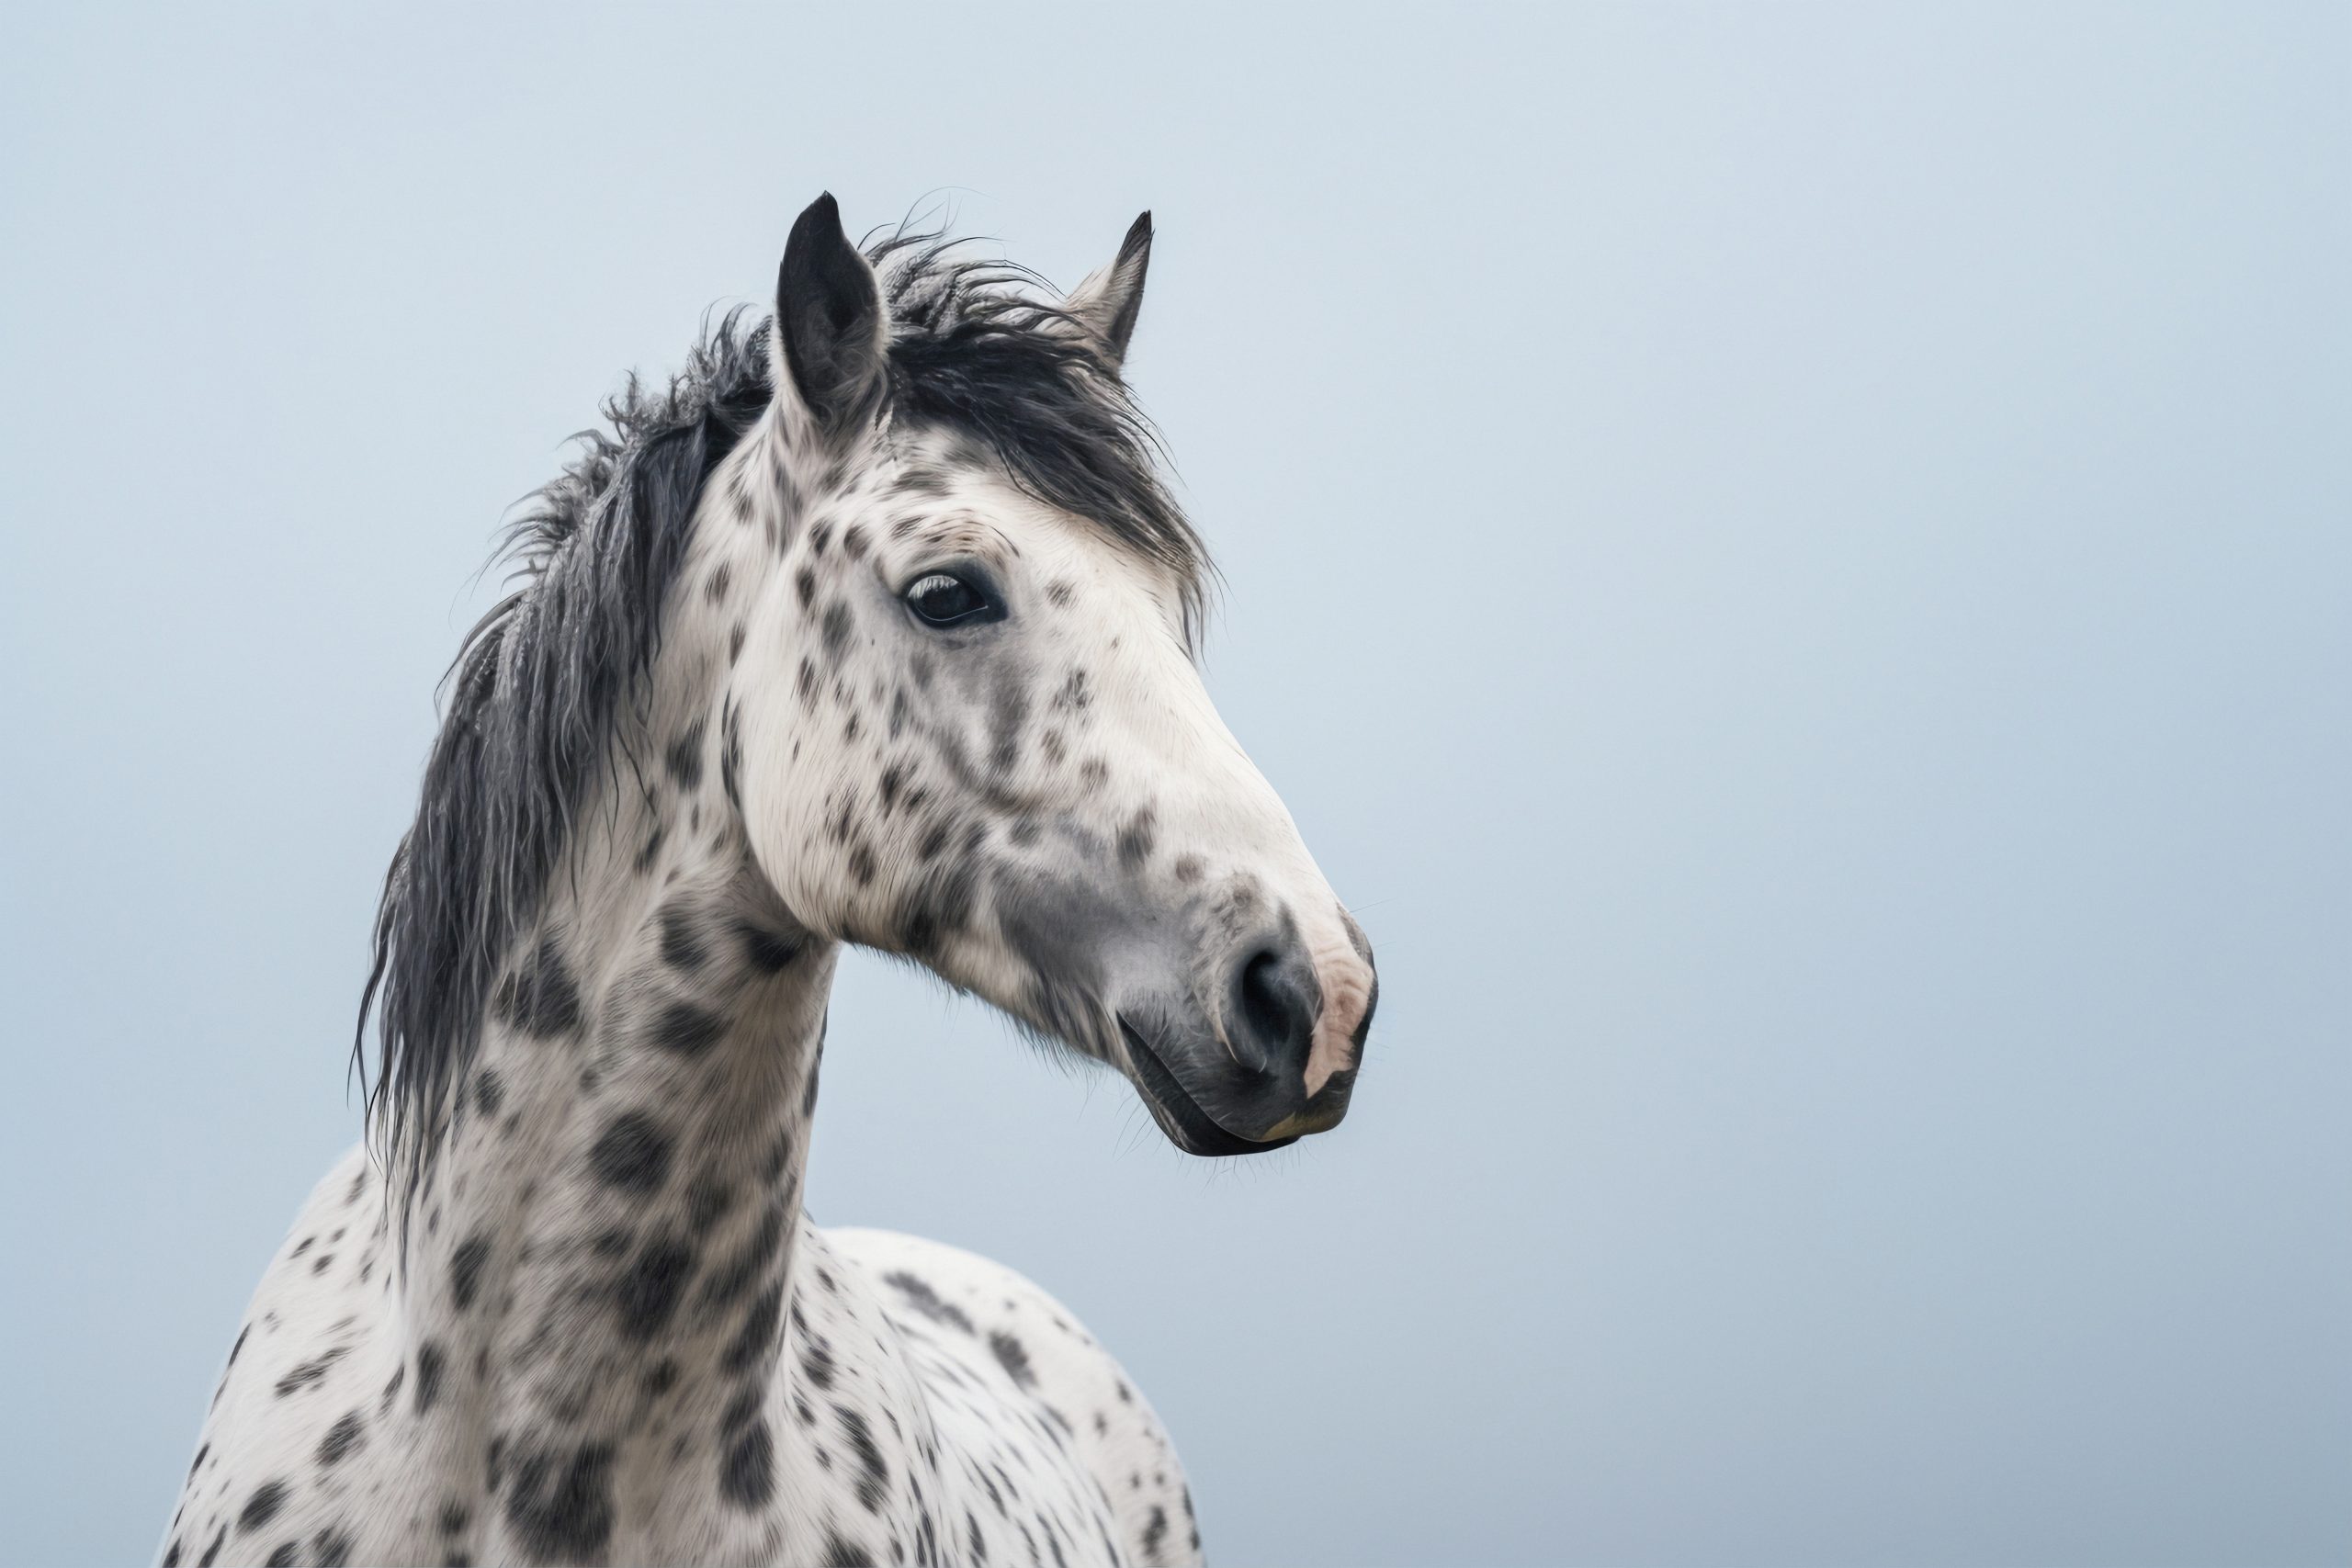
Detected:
left=1118, top=1018, right=1300, bottom=1158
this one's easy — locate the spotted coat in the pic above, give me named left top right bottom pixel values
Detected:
left=162, top=197, right=1372, bottom=1568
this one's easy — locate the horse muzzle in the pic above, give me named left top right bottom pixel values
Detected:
left=1116, top=929, right=1376, bottom=1157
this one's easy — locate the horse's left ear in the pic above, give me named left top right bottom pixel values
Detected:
left=775, top=192, right=887, bottom=433
left=1064, top=211, right=1152, bottom=368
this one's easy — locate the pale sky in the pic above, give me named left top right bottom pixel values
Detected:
left=4, top=6, right=2346, bottom=1564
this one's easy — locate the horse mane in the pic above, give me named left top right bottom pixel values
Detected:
left=355, top=230, right=1209, bottom=1219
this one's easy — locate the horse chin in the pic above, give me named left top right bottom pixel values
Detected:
left=1117, top=1017, right=1301, bottom=1159
left=1254, top=1071, right=1358, bottom=1141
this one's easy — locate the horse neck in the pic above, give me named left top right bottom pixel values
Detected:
left=398, top=423, right=835, bottom=1511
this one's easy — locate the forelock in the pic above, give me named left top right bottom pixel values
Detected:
left=864, top=229, right=1215, bottom=645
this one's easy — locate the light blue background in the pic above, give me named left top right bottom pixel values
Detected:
left=3, top=6, right=2346, bottom=1564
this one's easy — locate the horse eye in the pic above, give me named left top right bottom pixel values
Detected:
left=903, top=572, right=996, bottom=627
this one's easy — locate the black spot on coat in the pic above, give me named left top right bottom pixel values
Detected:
left=656, top=904, right=708, bottom=972
left=450, top=1235, right=491, bottom=1312
left=492, top=937, right=582, bottom=1038
left=317, top=1411, right=365, bottom=1466
left=700, top=1202, right=786, bottom=1311
left=614, top=1239, right=696, bottom=1339
left=797, top=1325, right=838, bottom=1393
left=588, top=1111, right=674, bottom=1195
left=273, top=1348, right=348, bottom=1397
left=840, top=1407, right=889, bottom=1512
left=737, top=919, right=798, bottom=974
left=1117, top=807, right=1157, bottom=870
left=664, top=718, right=707, bottom=791
left=723, top=1283, right=783, bottom=1373
left=239, top=1479, right=290, bottom=1532
left=647, top=998, right=726, bottom=1055
left=718, top=1417, right=775, bottom=1510
left=414, top=1342, right=446, bottom=1414
left=988, top=1330, right=1036, bottom=1389
left=883, top=1271, right=975, bottom=1334
left=502, top=1442, right=615, bottom=1563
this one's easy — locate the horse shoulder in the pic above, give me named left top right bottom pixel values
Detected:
left=825, top=1224, right=1206, bottom=1567
left=162, top=1145, right=416, bottom=1568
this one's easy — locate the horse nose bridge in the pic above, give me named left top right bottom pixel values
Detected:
left=1147, top=751, right=1298, bottom=862
left=1123, top=668, right=1307, bottom=843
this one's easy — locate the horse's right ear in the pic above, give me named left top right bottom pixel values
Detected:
left=1063, top=211, right=1152, bottom=369
left=775, top=193, right=885, bottom=434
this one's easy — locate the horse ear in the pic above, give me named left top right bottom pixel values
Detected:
left=775, top=192, right=886, bottom=431
left=1064, top=211, right=1152, bottom=368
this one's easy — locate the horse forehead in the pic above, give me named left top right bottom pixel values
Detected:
left=886, top=513, right=1019, bottom=563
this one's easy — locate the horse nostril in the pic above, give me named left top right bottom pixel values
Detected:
left=1234, top=946, right=1318, bottom=1078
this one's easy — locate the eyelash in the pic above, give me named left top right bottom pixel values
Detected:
left=902, top=570, right=1001, bottom=627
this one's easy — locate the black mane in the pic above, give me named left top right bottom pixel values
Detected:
left=356, top=234, right=1207, bottom=1214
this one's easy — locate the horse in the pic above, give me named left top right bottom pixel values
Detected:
left=160, top=194, right=1378, bottom=1568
